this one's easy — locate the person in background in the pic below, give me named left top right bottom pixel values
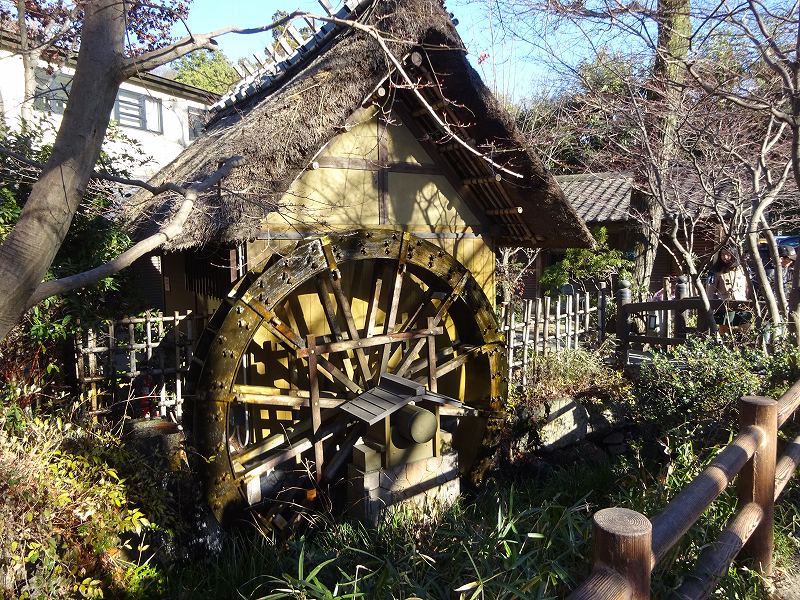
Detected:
left=777, top=246, right=796, bottom=288
left=706, top=247, right=751, bottom=332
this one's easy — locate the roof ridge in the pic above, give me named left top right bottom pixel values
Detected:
left=555, top=171, right=632, bottom=181
left=211, top=0, right=362, bottom=113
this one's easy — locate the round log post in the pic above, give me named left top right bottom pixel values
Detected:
left=592, top=507, right=652, bottom=600
left=737, top=396, right=777, bottom=575
left=675, top=275, right=690, bottom=338
left=616, top=280, right=632, bottom=365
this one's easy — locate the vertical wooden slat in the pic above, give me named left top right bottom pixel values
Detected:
left=521, top=299, right=532, bottom=386
left=532, top=298, right=542, bottom=355
left=599, top=282, right=608, bottom=341
left=75, top=319, right=84, bottom=391
left=583, top=291, right=591, bottom=343
left=174, top=310, right=182, bottom=418
left=107, top=320, right=116, bottom=413
left=307, top=334, right=324, bottom=481
left=87, top=327, right=98, bottom=419
left=555, top=295, right=562, bottom=351
left=543, top=296, right=551, bottom=354
left=426, top=316, right=440, bottom=456
left=508, top=308, right=516, bottom=381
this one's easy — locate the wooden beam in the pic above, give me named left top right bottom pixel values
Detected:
left=465, top=174, right=502, bottom=185
left=296, top=326, right=443, bottom=358
left=486, top=207, right=523, bottom=216
left=307, top=334, right=324, bottom=481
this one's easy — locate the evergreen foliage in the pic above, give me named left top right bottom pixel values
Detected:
left=172, top=50, right=239, bottom=95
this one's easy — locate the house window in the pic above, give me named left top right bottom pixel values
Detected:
left=114, top=89, right=162, bottom=133
left=34, top=68, right=72, bottom=114
left=188, top=107, right=208, bottom=140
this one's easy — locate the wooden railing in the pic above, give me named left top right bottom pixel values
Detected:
left=503, top=285, right=608, bottom=384
left=569, top=378, right=800, bottom=599
left=75, top=310, right=208, bottom=420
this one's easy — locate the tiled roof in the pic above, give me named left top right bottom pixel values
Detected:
left=555, top=172, right=633, bottom=224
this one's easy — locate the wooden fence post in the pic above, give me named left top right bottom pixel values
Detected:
left=675, top=276, right=690, bottom=338
left=616, top=280, right=632, bottom=365
left=555, top=295, right=562, bottom=351
left=592, top=507, right=652, bottom=599
left=583, top=290, right=590, bottom=343
left=543, top=296, right=551, bottom=354
left=521, top=300, right=532, bottom=386
left=532, top=298, right=542, bottom=354
left=737, top=395, right=777, bottom=575
left=599, top=282, right=608, bottom=341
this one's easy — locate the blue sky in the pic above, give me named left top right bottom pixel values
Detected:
left=179, top=0, right=558, bottom=101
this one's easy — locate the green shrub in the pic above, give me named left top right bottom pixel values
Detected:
left=0, top=402, right=179, bottom=599
left=633, top=338, right=763, bottom=429
left=513, top=347, right=632, bottom=410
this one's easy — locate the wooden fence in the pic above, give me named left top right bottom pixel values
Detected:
left=503, top=285, right=609, bottom=384
left=75, top=311, right=208, bottom=420
left=569, top=378, right=800, bottom=599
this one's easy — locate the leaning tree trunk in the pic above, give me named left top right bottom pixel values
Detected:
left=0, top=0, right=125, bottom=340
left=634, top=0, right=691, bottom=296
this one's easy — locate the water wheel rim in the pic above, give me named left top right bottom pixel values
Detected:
left=188, top=230, right=507, bottom=522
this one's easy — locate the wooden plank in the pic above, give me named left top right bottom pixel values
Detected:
left=377, top=236, right=409, bottom=382
left=555, top=296, right=562, bottom=351
left=235, top=393, right=342, bottom=409
left=426, top=316, right=440, bottom=456
left=262, top=316, right=362, bottom=393
left=296, top=326, right=442, bottom=358
left=307, top=334, right=324, bottom=481
left=380, top=373, right=424, bottom=396
left=532, top=298, right=541, bottom=354
left=521, top=300, right=531, bottom=386
left=394, top=271, right=469, bottom=377
left=365, top=386, right=406, bottom=406
left=339, top=402, right=379, bottom=424
left=364, top=273, right=382, bottom=339
left=315, top=275, right=345, bottom=341
left=543, top=296, right=551, bottom=354
left=348, top=391, right=396, bottom=414
left=328, top=272, right=372, bottom=383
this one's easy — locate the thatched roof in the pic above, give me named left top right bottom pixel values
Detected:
left=123, top=0, right=593, bottom=250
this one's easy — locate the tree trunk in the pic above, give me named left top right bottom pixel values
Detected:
left=0, top=0, right=125, bottom=340
left=634, top=0, right=691, bottom=295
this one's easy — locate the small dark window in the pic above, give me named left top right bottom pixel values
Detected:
left=34, top=68, right=72, bottom=114
left=113, top=89, right=163, bottom=133
left=188, top=107, right=208, bottom=140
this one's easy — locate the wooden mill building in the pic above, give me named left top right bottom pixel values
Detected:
left=125, top=0, right=592, bottom=524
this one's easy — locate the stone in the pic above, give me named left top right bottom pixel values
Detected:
left=353, top=443, right=382, bottom=472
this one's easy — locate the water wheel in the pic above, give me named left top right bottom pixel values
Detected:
left=187, top=230, right=506, bottom=524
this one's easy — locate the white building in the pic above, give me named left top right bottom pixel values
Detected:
left=0, top=34, right=218, bottom=179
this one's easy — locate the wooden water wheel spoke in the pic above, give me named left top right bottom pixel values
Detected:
left=190, top=231, right=505, bottom=523
left=327, top=273, right=373, bottom=384
left=394, top=272, right=469, bottom=377
left=236, top=413, right=352, bottom=482
left=262, top=314, right=361, bottom=393
left=364, top=274, right=383, bottom=338
left=377, top=237, right=410, bottom=382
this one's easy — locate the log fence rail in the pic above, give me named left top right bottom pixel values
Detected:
left=569, top=377, right=800, bottom=599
